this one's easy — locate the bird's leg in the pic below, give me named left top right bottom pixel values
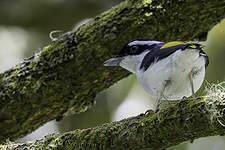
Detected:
left=155, top=80, right=169, bottom=112
left=188, top=72, right=195, bottom=98
left=155, top=98, right=161, bottom=112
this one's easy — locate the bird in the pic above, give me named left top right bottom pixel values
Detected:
left=103, top=39, right=209, bottom=111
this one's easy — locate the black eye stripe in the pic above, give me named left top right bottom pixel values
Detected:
left=119, top=45, right=141, bottom=56
left=119, top=44, right=159, bottom=57
left=118, top=39, right=161, bottom=57
left=130, top=46, right=139, bottom=52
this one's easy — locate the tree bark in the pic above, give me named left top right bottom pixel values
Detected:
left=0, top=0, right=225, bottom=145
left=1, top=96, right=225, bottom=150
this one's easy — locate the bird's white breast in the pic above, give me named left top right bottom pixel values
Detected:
left=137, top=49, right=206, bottom=100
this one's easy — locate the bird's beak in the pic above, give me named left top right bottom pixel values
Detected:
left=103, top=57, right=123, bottom=66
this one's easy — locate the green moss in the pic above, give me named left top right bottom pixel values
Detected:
left=25, top=98, right=223, bottom=150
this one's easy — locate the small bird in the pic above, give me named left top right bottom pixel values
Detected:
left=104, top=39, right=209, bottom=111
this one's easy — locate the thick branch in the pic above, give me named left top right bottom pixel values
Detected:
left=2, top=97, right=225, bottom=150
left=0, top=0, right=225, bottom=142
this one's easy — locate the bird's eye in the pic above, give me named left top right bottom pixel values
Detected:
left=130, top=46, right=139, bottom=54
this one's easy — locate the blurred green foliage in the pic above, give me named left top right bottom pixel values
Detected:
left=206, top=19, right=225, bottom=82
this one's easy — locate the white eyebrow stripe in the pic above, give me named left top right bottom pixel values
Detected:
left=128, top=41, right=163, bottom=46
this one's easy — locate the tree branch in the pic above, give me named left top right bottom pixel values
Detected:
left=0, top=0, right=225, bottom=143
left=2, top=95, right=225, bottom=150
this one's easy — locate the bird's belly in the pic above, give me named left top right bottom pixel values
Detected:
left=138, top=69, right=191, bottom=100
left=137, top=50, right=206, bottom=100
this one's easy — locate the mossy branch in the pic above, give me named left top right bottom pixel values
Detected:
left=0, top=0, right=225, bottom=143
left=1, top=92, right=225, bottom=150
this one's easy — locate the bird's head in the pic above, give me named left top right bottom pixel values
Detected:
left=103, top=39, right=163, bottom=73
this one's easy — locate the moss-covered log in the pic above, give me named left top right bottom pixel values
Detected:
left=0, top=0, right=225, bottom=143
left=1, top=95, right=225, bottom=150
